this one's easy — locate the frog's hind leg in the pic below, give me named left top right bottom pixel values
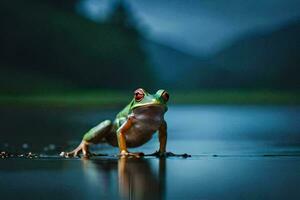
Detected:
left=61, top=120, right=113, bottom=158
left=83, top=120, right=113, bottom=144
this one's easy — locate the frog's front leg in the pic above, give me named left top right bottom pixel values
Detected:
left=117, top=116, right=144, bottom=158
left=156, top=120, right=169, bottom=157
left=158, top=120, right=167, bottom=154
left=60, top=120, right=112, bottom=158
left=149, top=121, right=191, bottom=158
left=149, top=120, right=173, bottom=157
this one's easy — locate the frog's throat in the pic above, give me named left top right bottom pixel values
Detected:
left=131, top=102, right=165, bottom=110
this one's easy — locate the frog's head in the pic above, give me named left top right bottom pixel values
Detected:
left=130, top=88, right=169, bottom=112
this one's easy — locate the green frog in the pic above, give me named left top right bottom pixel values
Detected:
left=60, top=88, right=170, bottom=158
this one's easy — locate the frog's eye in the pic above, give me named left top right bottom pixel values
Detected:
left=134, top=88, right=145, bottom=102
left=161, top=91, right=169, bottom=102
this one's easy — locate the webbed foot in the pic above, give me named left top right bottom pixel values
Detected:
left=60, top=141, right=93, bottom=158
left=148, top=151, right=191, bottom=158
left=119, top=150, right=144, bottom=158
left=147, top=151, right=173, bottom=157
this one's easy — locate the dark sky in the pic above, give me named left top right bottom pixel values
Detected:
left=78, top=0, right=300, bottom=56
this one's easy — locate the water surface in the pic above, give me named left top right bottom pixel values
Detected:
left=0, top=105, right=299, bottom=199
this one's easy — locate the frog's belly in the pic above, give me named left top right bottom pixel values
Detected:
left=125, top=113, right=163, bottom=148
left=125, top=124, right=155, bottom=147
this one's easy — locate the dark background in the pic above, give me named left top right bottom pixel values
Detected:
left=0, top=2, right=300, bottom=200
left=0, top=0, right=299, bottom=98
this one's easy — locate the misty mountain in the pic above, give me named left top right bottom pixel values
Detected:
left=211, top=19, right=300, bottom=89
left=144, top=20, right=300, bottom=89
left=1, top=0, right=299, bottom=92
left=142, top=40, right=200, bottom=83
left=142, top=39, right=218, bottom=88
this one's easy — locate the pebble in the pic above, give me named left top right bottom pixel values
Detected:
left=22, top=143, right=29, bottom=149
left=49, top=144, right=56, bottom=150
left=0, top=151, right=39, bottom=159
left=0, top=151, right=10, bottom=159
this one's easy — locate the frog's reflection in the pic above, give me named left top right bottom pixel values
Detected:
left=118, top=157, right=166, bottom=200
left=81, top=158, right=166, bottom=200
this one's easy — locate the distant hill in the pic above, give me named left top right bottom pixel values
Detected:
left=210, top=20, right=300, bottom=89
left=142, top=39, right=200, bottom=81
left=142, top=39, right=218, bottom=89
left=151, top=20, right=300, bottom=89
left=0, top=0, right=299, bottom=92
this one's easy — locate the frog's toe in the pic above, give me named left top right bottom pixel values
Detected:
left=158, top=151, right=169, bottom=158
left=60, top=149, right=81, bottom=158
left=82, top=150, right=95, bottom=158
left=60, top=140, right=93, bottom=158
left=59, top=151, right=66, bottom=157
left=148, top=151, right=167, bottom=157
left=148, top=151, right=190, bottom=158
left=73, top=151, right=80, bottom=157
left=119, top=151, right=144, bottom=158
left=165, top=152, right=191, bottom=158
left=129, top=152, right=144, bottom=158
left=165, top=152, right=176, bottom=157
left=60, top=151, right=70, bottom=158
left=60, top=151, right=69, bottom=157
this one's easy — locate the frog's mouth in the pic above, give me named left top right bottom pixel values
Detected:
left=131, top=100, right=165, bottom=110
left=132, top=104, right=166, bottom=115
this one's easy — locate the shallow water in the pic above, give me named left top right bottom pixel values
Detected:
left=1, top=156, right=300, bottom=200
left=0, top=105, right=300, bottom=199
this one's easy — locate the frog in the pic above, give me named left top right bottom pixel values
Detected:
left=60, top=88, right=170, bottom=158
